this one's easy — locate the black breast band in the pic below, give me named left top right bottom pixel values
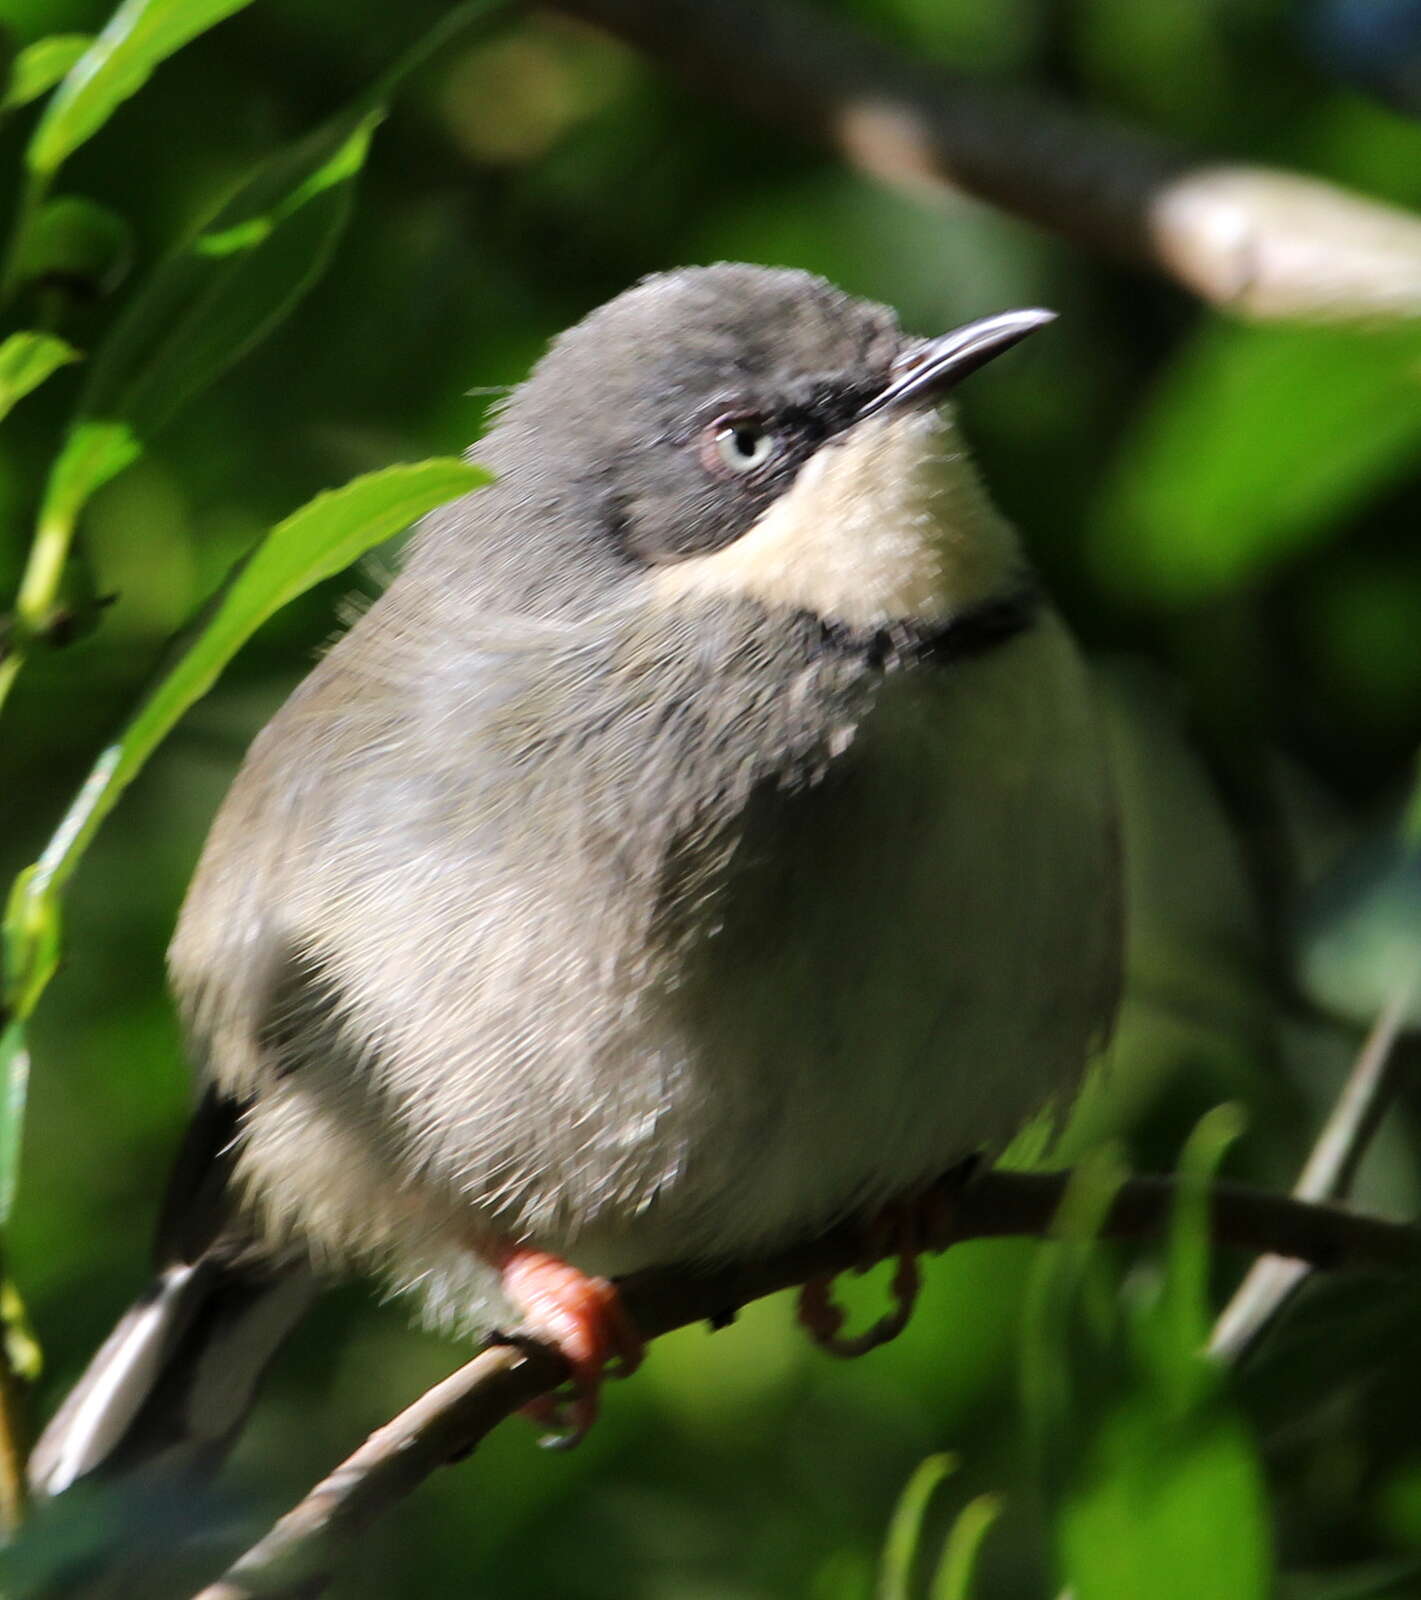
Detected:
left=814, top=580, right=1041, bottom=673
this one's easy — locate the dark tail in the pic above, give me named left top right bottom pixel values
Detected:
left=30, top=1086, right=316, bottom=1499
left=28, top=1254, right=316, bottom=1498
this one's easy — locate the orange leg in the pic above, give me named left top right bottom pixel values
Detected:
left=489, top=1246, right=645, bottom=1449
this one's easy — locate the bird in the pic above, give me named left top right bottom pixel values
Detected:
left=30, top=263, right=1121, bottom=1493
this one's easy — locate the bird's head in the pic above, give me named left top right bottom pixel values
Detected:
left=434, top=264, right=1052, bottom=632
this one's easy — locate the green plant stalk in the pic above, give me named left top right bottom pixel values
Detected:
left=0, top=503, right=78, bottom=721
left=13, top=505, right=73, bottom=627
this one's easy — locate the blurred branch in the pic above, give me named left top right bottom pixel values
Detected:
left=546, top=0, right=1421, bottom=323
left=194, top=1165, right=1421, bottom=1599
left=0, top=1307, right=28, bottom=1540
left=1210, top=979, right=1418, bottom=1363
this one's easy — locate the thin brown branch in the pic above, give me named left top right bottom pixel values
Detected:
left=1210, top=979, right=1418, bottom=1363
left=546, top=0, right=1421, bottom=322
left=194, top=1166, right=1421, bottom=1599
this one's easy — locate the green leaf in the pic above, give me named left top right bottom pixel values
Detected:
left=878, top=1455, right=955, bottom=1600
left=20, top=458, right=487, bottom=917
left=1089, top=320, right=1421, bottom=603
left=1059, top=1401, right=1271, bottom=1600
left=930, top=1493, right=1003, bottom=1600
left=0, top=1024, right=29, bottom=1228
left=0, top=331, right=78, bottom=423
left=73, top=1, right=504, bottom=444
left=78, top=109, right=378, bottom=443
left=27, top=0, right=253, bottom=177
left=1, top=34, right=91, bottom=111
left=25, top=4, right=501, bottom=566
left=35, top=420, right=141, bottom=548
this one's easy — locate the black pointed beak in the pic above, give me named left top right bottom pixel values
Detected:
left=855, top=308, right=1057, bottom=424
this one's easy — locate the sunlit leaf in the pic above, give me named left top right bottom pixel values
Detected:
left=19, top=458, right=487, bottom=918
left=1, top=35, right=91, bottom=111
left=15, top=4, right=501, bottom=641
left=27, top=0, right=253, bottom=177
left=0, top=331, right=78, bottom=423
left=34, top=420, right=141, bottom=554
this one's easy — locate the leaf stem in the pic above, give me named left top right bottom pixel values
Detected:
left=13, top=508, right=75, bottom=635
left=0, top=504, right=77, bottom=721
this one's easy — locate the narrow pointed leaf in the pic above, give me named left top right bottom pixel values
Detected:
left=27, top=0, right=253, bottom=177
left=21, top=457, right=487, bottom=917
left=0, top=332, right=78, bottom=422
left=32, top=421, right=141, bottom=565
left=78, top=110, right=377, bottom=444
left=2, top=35, right=91, bottom=111
left=879, top=1455, right=956, bottom=1600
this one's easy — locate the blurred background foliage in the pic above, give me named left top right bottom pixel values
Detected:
left=1, top=0, right=1420, bottom=1595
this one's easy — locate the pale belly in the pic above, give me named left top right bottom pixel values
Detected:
left=569, top=612, right=1120, bottom=1275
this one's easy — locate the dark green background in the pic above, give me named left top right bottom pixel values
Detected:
left=2, top=0, right=1421, bottom=1594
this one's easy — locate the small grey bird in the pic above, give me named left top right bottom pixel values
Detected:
left=32, top=264, right=1120, bottom=1491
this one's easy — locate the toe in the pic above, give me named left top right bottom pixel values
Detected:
left=492, top=1245, right=643, bottom=1445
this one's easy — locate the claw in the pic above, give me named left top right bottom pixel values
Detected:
left=796, top=1176, right=969, bottom=1359
left=491, top=1246, right=644, bottom=1448
left=798, top=1209, right=922, bottom=1358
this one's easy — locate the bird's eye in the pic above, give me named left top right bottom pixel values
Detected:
left=702, top=417, right=780, bottom=478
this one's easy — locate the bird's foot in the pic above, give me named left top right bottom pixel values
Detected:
left=796, top=1165, right=975, bottom=1359
left=493, top=1246, right=645, bottom=1449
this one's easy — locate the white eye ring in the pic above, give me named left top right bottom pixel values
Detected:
left=713, top=421, right=778, bottom=474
